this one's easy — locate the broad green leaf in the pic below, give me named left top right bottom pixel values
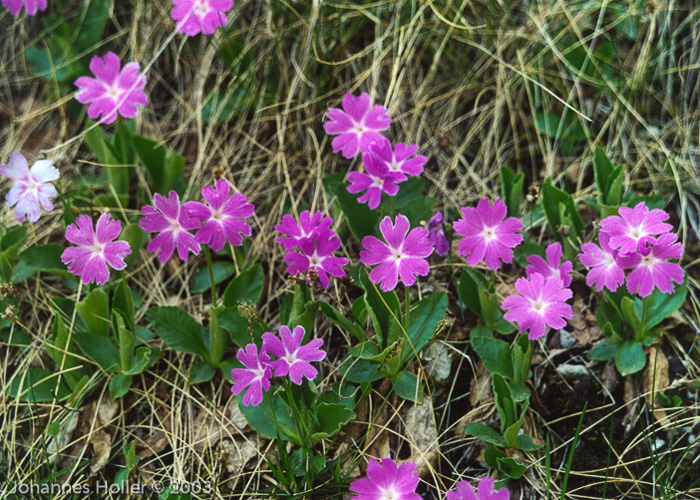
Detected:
left=9, top=368, right=70, bottom=402
left=401, top=292, right=448, bottom=364
left=621, top=297, right=642, bottom=337
left=464, top=423, right=508, bottom=447
left=400, top=197, right=438, bottom=227
left=470, top=327, right=513, bottom=379
left=496, top=457, right=527, bottom=479
left=392, top=370, right=422, bottom=403
left=311, top=402, right=356, bottom=443
left=323, top=173, right=380, bottom=240
left=189, top=362, right=217, bottom=384
left=1, top=225, right=27, bottom=251
left=458, top=268, right=486, bottom=318
left=113, top=309, right=135, bottom=371
left=588, top=339, right=618, bottom=361
left=222, top=264, right=264, bottom=308
left=516, top=434, right=543, bottom=451
left=638, top=280, right=687, bottom=334
left=20, top=243, right=66, bottom=273
left=504, top=399, right=529, bottom=447
left=500, top=165, right=524, bottom=217
left=112, top=280, right=135, bottom=332
left=132, top=135, right=184, bottom=195
left=74, top=331, right=121, bottom=372
left=319, top=302, right=364, bottom=341
left=219, top=307, right=253, bottom=348
left=45, top=316, right=81, bottom=389
left=593, top=147, right=614, bottom=202
left=359, top=271, right=401, bottom=348
left=75, top=0, right=111, bottom=50
left=238, top=391, right=300, bottom=445
left=147, top=306, right=209, bottom=360
left=541, top=177, right=584, bottom=244
left=109, top=373, right=132, bottom=399
left=341, top=357, right=381, bottom=384
left=191, top=261, right=237, bottom=294
left=379, top=177, right=425, bottom=210
left=122, top=347, right=153, bottom=376
left=76, top=289, right=110, bottom=337
left=615, top=341, right=646, bottom=376
left=493, top=373, right=516, bottom=432
left=120, top=223, right=145, bottom=268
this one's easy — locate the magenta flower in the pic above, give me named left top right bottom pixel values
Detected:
left=502, top=273, right=573, bottom=340
left=599, top=202, right=673, bottom=254
left=323, top=92, right=391, bottom=159
left=349, top=458, right=421, bottom=500
left=0, top=152, right=58, bottom=223
left=525, top=242, right=573, bottom=287
left=274, top=210, right=334, bottom=250
left=61, top=213, right=131, bottom=285
left=261, top=325, right=326, bottom=385
left=578, top=232, right=637, bottom=292
left=74, top=52, right=147, bottom=125
left=230, top=343, right=272, bottom=407
left=368, top=138, right=427, bottom=177
left=360, top=215, right=434, bottom=292
left=171, top=0, right=233, bottom=36
left=446, top=477, right=510, bottom=500
left=626, top=233, right=684, bottom=297
left=284, top=233, right=349, bottom=288
left=427, top=211, right=450, bottom=257
left=347, top=153, right=405, bottom=210
left=182, top=179, right=254, bottom=252
left=139, top=191, right=201, bottom=263
left=454, top=198, right=523, bottom=270
left=2, top=0, right=45, bottom=15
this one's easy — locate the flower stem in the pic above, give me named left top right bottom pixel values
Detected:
left=391, top=196, right=396, bottom=218
left=404, top=285, right=411, bottom=330
left=204, top=246, right=217, bottom=306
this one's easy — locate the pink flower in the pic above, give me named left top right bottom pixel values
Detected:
left=428, top=211, right=450, bottom=257
left=170, top=0, right=233, bottom=36
left=502, top=273, right=573, bottom=340
left=525, top=242, right=573, bottom=287
left=368, top=137, right=427, bottom=177
left=578, top=232, right=637, bottom=292
left=183, top=179, right=254, bottom=252
left=274, top=210, right=334, bottom=250
left=349, top=458, right=421, bottom=500
left=261, top=325, right=326, bottom=385
left=347, top=153, right=405, bottom=210
left=284, top=233, right=349, bottom=288
left=0, top=152, right=58, bottom=223
left=454, top=198, right=523, bottom=270
left=2, top=0, right=45, bottom=15
left=446, top=477, right=510, bottom=500
left=230, top=343, right=272, bottom=406
left=74, top=52, right=147, bottom=125
left=139, top=191, right=201, bottom=263
left=61, top=213, right=131, bottom=285
left=599, top=202, right=673, bottom=254
left=360, top=214, right=434, bottom=292
left=626, top=233, right=684, bottom=297
left=323, top=92, right=391, bottom=159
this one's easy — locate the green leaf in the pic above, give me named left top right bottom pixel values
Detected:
left=341, top=357, right=382, bottom=384
left=379, top=177, right=425, bottom=210
left=516, top=434, right=543, bottom=451
left=147, top=306, right=209, bottom=360
left=132, top=135, right=185, bottom=195
left=401, top=292, right=448, bottom=364
left=122, top=347, right=153, bottom=376
left=109, top=374, right=132, bottom=399
left=218, top=307, right=253, bottom=348
left=189, top=362, right=216, bottom=384
left=74, top=331, right=121, bottom=372
left=191, top=261, right=237, bottom=294
left=323, top=173, right=380, bottom=240
left=470, top=327, right=513, bottom=379
left=84, top=126, right=119, bottom=166
left=496, top=457, right=527, bottom=479
left=8, top=368, right=70, bottom=402
left=112, top=280, right=135, bottom=332
left=493, top=373, right=516, bottom=432
left=76, top=289, right=110, bottom=337
left=75, top=0, right=111, bottom=50
left=621, top=297, right=642, bottom=337
left=311, top=403, right=356, bottom=443
left=500, top=165, right=524, bottom=217
left=222, top=264, right=264, bottom=308
left=238, top=391, right=300, bottom=445
left=615, top=341, right=646, bottom=376
left=45, top=316, right=81, bottom=389
left=638, top=280, right=687, bottom=334
left=392, top=371, right=422, bottom=403
left=400, top=197, right=438, bottom=227
left=319, top=302, right=364, bottom=341
left=541, top=177, right=584, bottom=244
left=484, top=444, right=505, bottom=470
left=593, top=147, right=613, bottom=202
left=463, top=422, right=508, bottom=447
left=120, top=223, right=145, bottom=268
left=359, top=271, right=401, bottom=348
left=458, top=268, right=486, bottom=318
left=588, top=339, right=618, bottom=361
left=20, top=243, right=66, bottom=273
left=113, top=309, right=135, bottom=371
left=1, top=225, right=27, bottom=251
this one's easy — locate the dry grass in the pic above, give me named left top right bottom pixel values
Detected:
left=1, top=0, right=700, bottom=498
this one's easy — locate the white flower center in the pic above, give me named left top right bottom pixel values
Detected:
left=195, top=0, right=210, bottom=15
left=391, top=247, right=404, bottom=262
left=353, top=121, right=365, bottom=134
left=641, top=254, right=656, bottom=267
left=285, top=352, right=297, bottom=365
left=629, top=225, right=646, bottom=242
left=530, top=299, right=547, bottom=315
left=380, top=486, right=399, bottom=500
left=309, top=253, right=322, bottom=267
left=389, top=159, right=400, bottom=172
left=481, top=226, right=497, bottom=242
left=104, top=83, right=123, bottom=101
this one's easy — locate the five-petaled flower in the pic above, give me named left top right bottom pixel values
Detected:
left=262, top=325, right=326, bottom=385
left=349, top=458, right=421, bottom=500
left=578, top=232, right=636, bottom=292
left=502, top=273, right=573, bottom=340
left=183, top=179, right=254, bottom=252
left=347, top=151, right=405, bottom=210
left=367, top=137, right=427, bottom=177
left=454, top=197, right=523, bottom=270
left=360, top=214, right=434, bottom=292
left=446, top=477, right=510, bottom=500
left=74, top=52, right=147, bottom=125
left=139, top=191, right=201, bottom=263
left=625, top=233, right=684, bottom=298
left=284, top=233, right=349, bottom=288
left=2, top=0, right=46, bottom=15
left=275, top=210, right=333, bottom=250
left=61, top=213, right=131, bottom=285
left=525, top=242, right=573, bottom=287
left=230, top=343, right=272, bottom=407
left=599, top=202, right=672, bottom=254
left=0, top=152, right=58, bottom=223
left=323, top=92, right=391, bottom=159
left=171, top=0, right=233, bottom=36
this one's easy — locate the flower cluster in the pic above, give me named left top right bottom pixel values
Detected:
left=231, top=325, right=325, bottom=406
left=0, top=152, right=58, bottom=223
left=171, top=0, right=233, bottom=36
left=139, top=179, right=254, bottom=264
left=579, top=202, right=684, bottom=297
left=2, top=0, right=46, bottom=16
left=324, top=93, right=427, bottom=210
left=275, top=210, right=348, bottom=288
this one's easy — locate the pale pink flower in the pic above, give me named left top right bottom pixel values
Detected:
left=230, top=343, right=271, bottom=407
left=61, top=213, right=131, bottom=285
left=454, top=198, right=523, bottom=270
left=74, top=52, right=147, bottom=125
left=2, top=0, right=45, bottom=15
left=349, top=458, right=421, bottom=500
left=446, top=477, right=510, bottom=500
left=525, top=242, right=573, bottom=287
left=0, top=152, right=58, bottom=223
left=578, top=232, right=637, bottom=292
left=139, top=191, right=201, bottom=263
left=323, top=92, right=391, bottom=159
left=368, top=137, right=427, bottom=177
left=170, top=0, right=233, bottom=36
left=347, top=152, right=405, bottom=210
left=274, top=210, right=334, bottom=250
left=599, top=202, right=673, bottom=254
left=626, top=233, right=684, bottom=297
left=502, top=273, right=573, bottom=340
left=428, top=211, right=450, bottom=257
left=183, top=179, right=254, bottom=252
left=261, top=325, right=326, bottom=385
left=360, top=214, right=434, bottom=292
left=284, top=233, right=348, bottom=288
